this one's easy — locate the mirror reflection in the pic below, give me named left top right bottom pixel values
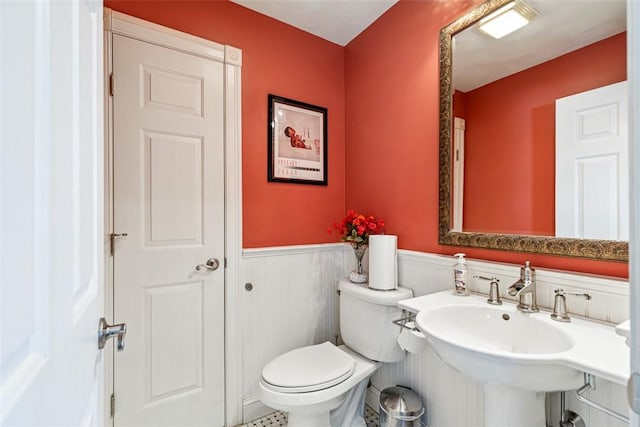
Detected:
left=450, top=0, right=627, bottom=241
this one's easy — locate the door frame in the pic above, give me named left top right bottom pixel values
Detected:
left=103, top=10, right=243, bottom=426
left=629, top=0, right=640, bottom=423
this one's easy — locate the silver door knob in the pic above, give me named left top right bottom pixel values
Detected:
left=195, top=258, right=220, bottom=272
left=98, top=317, right=127, bottom=351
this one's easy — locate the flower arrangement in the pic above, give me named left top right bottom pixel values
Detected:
left=329, top=210, right=385, bottom=283
left=328, top=209, right=385, bottom=247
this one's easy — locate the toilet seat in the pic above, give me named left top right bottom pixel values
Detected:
left=261, top=342, right=355, bottom=393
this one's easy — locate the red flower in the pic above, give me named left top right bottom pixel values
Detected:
left=328, top=210, right=385, bottom=245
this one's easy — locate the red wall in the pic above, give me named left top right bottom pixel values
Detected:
left=104, top=0, right=346, bottom=248
left=463, top=33, right=627, bottom=235
left=345, top=0, right=628, bottom=277
left=105, top=0, right=628, bottom=278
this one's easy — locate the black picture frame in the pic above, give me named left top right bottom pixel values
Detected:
left=268, top=94, right=328, bottom=185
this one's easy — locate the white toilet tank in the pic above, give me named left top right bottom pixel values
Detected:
left=339, top=279, right=413, bottom=363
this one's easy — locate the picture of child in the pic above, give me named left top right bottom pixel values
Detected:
left=274, top=105, right=322, bottom=163
left=284, top=126, right=311, bottom=149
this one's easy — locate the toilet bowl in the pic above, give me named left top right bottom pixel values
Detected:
left=258, top=344, right=379, bottom=426
left=257, top=280, right=413, bottom=427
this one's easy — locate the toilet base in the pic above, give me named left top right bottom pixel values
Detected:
left=285, top=394, right=345, bottom=427
left=329, top=378, right=368, bottom=427
left=285, top=379, right=369, bottom=427
left=288, top=411, right=332, bottom=427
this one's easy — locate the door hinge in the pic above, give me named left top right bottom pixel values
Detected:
left=110, top=393, right=115, bottom=417
left=224, top=257, right=227, bottom=268
left=109, top=73, right=114, bottom=97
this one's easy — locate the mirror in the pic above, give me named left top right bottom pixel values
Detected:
left=438, top=0, right=628, bottom=261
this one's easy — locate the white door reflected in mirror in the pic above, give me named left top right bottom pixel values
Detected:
left=555, top=81, right=629, bottom=240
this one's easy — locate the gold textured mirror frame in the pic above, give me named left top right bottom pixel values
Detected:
left=438, top=0, right=628, bottom=262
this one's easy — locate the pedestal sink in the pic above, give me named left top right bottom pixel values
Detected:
left=400, top=291, right=629, bottom=427
left=417, top=303, right=582, bottom=426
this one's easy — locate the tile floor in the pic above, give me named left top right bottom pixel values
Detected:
left=240, top=405, right=379, bottom=427
left=240, top=410, right=287, bottom=427
left=364, top=405, right=380, bottom=426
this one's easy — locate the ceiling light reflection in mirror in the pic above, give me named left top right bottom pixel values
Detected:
left=477, top=1, right=538, bottom=39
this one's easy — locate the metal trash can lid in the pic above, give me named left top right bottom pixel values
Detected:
left=379, top=386, right=425, bottom=420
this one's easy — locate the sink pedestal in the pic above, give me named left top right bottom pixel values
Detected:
left=484, top=384, right=546, bottom=427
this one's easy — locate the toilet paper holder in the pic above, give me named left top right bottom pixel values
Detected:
left=392, top=311, right=420, bottom=332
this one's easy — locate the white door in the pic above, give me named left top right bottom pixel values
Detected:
left=452, top=117, right=465, bottom=232
left=111, top=34, right=226, bottom=426
left=1, top=0, right=104, bottom=425
left=556, top=81, right=629, bottom=240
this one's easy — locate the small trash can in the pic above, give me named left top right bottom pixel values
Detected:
left=379, top=385, right=426, bottom=427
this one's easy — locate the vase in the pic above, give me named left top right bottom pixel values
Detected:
left=349, top=243, right=368, bottom=283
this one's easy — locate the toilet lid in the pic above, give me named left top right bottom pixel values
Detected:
left=261, top=342, right=355, bottom=393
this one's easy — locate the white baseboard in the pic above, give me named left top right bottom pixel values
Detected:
left=366, top=384, right=381, bottom=413
left=242, top=396, right=274, bottom=423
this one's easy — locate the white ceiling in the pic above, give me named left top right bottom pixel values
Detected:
left=229, top=0, right=399, bottom=46
left=228, top=0, right=626, bottom=91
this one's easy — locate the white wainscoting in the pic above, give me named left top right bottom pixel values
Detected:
left=239, top=245, right=630, bottom=426
left=241, top=244, right=346, bottom=422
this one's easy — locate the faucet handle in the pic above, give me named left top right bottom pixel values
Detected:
left=474, top=276, right=502, bottom=305
left=554, top=288, right=591, bottom=299
left=551, top=288, right=591, bottom=322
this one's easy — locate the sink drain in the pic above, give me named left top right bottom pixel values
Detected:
left=502, top=313, right=510, bottom=321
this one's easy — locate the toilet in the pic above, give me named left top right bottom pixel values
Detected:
left=258, top=279, right=413, bottom=427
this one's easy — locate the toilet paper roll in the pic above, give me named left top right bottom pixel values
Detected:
left=397, top=322, right=427, bottom=354
left=368, top=235, right=398, bottom=290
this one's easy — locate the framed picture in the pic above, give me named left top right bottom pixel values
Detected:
left=268, top=94, right=328, bottom=185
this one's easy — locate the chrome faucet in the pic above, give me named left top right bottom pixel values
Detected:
left=551, top=288, right=591, bottom=322
left=474, top=276, right=502, bottom=305
left=507, top=261, right=539, bottom=313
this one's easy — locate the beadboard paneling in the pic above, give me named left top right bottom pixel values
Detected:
left=397, top=250, right=629, bottom=323
left=239, top=246, right=630, bottom=426
left=241, top=244, right=345, bottom=421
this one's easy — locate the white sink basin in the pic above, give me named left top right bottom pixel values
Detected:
left=616, top=319, right=630, bottom=346
left=417, top=303, right=582, bottom=391
left=400, top=291, right=629, bottom=427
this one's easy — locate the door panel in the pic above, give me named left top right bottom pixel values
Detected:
left=146, top=132, right=203, bottom=244
left=145, top=282, right=203, bottom=401
left=143, top=67, right=204, bottom=116
left=1, top=0, right=103, bottom=424
left=112, top=34, right=225, bottom=427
